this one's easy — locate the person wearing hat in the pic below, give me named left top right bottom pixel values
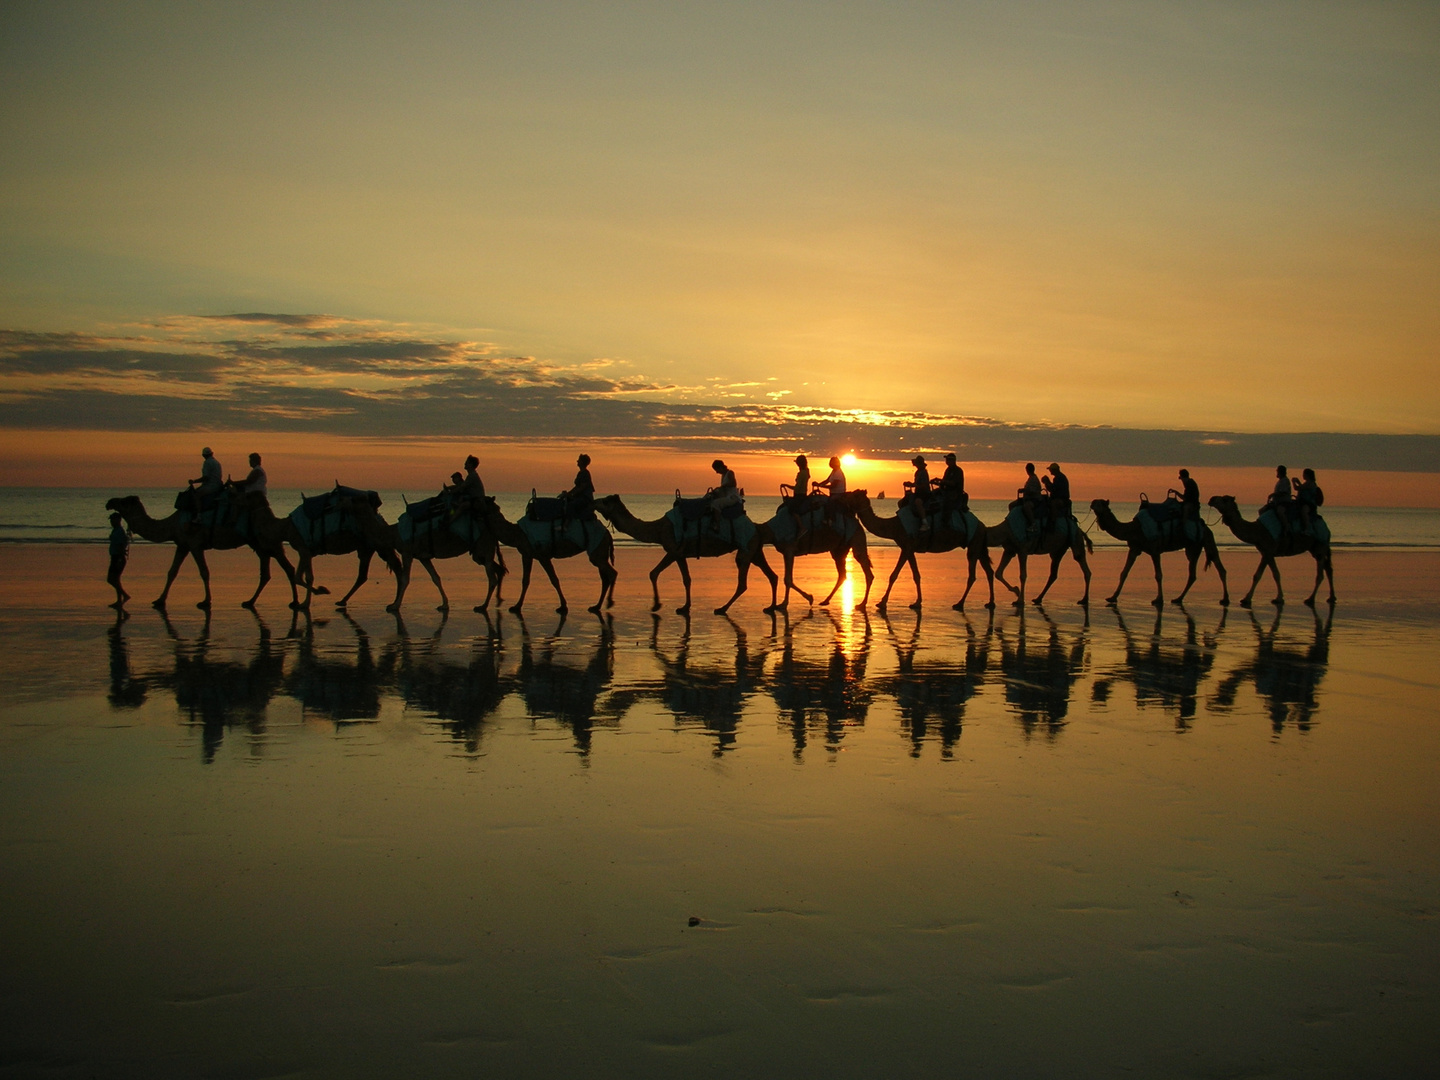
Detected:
left=904, top=455, right=932, bottom=530
left=939, top=453, right=968, bottom=513
left=187, top=446, right=223, bottom=511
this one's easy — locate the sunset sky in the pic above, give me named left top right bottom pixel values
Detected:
left=2, top=2, right=1437, bottom=499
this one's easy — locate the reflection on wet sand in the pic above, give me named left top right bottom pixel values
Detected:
left=998, top=607, right=1090, bottom=739
left=97, top=591, right=1345, bottom=760
left=1211, top=606, right=1333, bottom=734
left=880, top=610, right=992, bottom=759
left=1092, top=606, right=1227, bottom=729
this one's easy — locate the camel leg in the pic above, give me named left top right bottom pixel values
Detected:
left=473, top=551, right=501, bottom=612
left=1106, top=548, right=1141, bottom=605
left=1013, top=553, right=1028, bottom=607
left=1210, top=540, right=1230, bottom=606
left=1149, top=550, right=1165, bottom=608
left=755, top=548, right=780, bottom=611
left=789, top=552, right=815, bottom=607
left=153, top=546, right=191, bottom=609
left=536, top=557, right=567, bottom=613
left=1173, top=549, right=1199, bottom=605
left=387, top=555, right=414, bottom=612
left=246, top=552, right=272, bottom=609
left=1324, top=552, right=1336, bottom=605
left=1304, top=551, right=1335, bottom=606
left=192, top=548, right=213, bottom=610
left=647, top=552, right=675, bottom=611
left=1267, top=556, right=1284, bottom=605
left=588, top=551, right=615, bottom=614
left=855, top=542, right=875, bottom=609
left=955, top=554, right=978, bottom=610
left=769, top=552, right=795, bottom=612
left=716, top=555, right=751, bottom=615
left=336, top=550, right=373, bottom=607
left=906, top=553, right=924, bottom=610
left=1033, top=552, right=1064, bottom=605
left=508, top=555, right=536, bottom=614
left=994, top=550, right=1019, bottom=598
left=674, top=556, right=693, bottom=615
left=1075, top=545, right=1092, bottom=606
left=274, top=548, right=301, bottom=610
left=418, top=556, right=449, bottom=611
left=876, top=548, right=910, bottom=610
left=818, top=550, right=846, bottom=606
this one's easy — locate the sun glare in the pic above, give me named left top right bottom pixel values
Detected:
left=841, top=453, right=858, bottom=467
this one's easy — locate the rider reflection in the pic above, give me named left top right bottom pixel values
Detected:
left=1092, top=607, right=1226, bottom=730
left=882, top=609, right=992, bottom=759
left=998, top=608, right=1089, bottom=738
left=1210, top=606, right=1332, bottom=734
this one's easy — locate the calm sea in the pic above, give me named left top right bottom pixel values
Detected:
left=2, top=487, right=1436, bottom=549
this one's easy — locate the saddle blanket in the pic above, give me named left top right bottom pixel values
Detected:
left=1136, top=501, right=1199, bottom=545
left=1258, top=507, right=1330, bottom=544
left=665, top=507, right=757, bottom=551
left=517, top=516, right=609, bottom=555
left=1004, top=505, right=1076, bottom=545
left=898, top=505, right=980, bottom=544
left=768, top=501, right=856, bottom=544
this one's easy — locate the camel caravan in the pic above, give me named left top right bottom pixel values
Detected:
left=103, top=448, right=1336, bottom=616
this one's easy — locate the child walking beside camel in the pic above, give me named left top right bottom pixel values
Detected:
left=106, top=511, right=130, bottom=608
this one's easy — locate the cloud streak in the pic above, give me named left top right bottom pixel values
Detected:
left=3, top=315, right=1437, bottom=471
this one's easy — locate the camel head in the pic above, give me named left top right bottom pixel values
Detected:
left=105, top=495, right=142, bottom=514
left=1089, top=498, right=1110, bottom=513
left=592, top=494, right=628, bottom=520
left=836, top=489, right=869, bottom=512
left=1208, top=494, right=1237, bottom=512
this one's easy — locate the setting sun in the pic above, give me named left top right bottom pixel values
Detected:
left=841, top=453, right=858, bottom=467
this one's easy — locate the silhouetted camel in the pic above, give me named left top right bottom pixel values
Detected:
left=105, top=493, right=304, bottom=610
left=284, top=488, right=404, bottom=609
left=758, top=500, right=875, bottom=610
left=1089, top=498, right=1229, bottom=607
left=480, top=502, right=617, bottom=615
left=349, top=501, right=506, bottom=614
left=841, top=491, right=993, bottom=611
left=1208, top=495, right=1335, bottom=608
left=593, top=495, right=777, bottom=615
left=985, top=510, right=1093, bottom=608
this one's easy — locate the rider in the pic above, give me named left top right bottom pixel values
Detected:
left=563, top=453, right=596, bottom=517
left=1266, top=465, right=1292, bottom=530
left=1168, top=467, right=1201, bottom=526
left=1043, top=462, right=1071, bottom=527
left=904, top=455, right=932, bottom=530
left=781, top=454, right=811, bottom=510
left=238, top=452, right=268, bottom=498
left=1017, top=462, right=1043, bottom=533
left=938, top=453, right=968, bottom=513
left=187, top=447, right=223, bottom=512
left=706, top=459, right=741, bottom=529
left=1294, top=468, right=1323, bottom=530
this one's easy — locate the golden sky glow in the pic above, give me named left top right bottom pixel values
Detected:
left=1, top=2, right=1438, bottom=491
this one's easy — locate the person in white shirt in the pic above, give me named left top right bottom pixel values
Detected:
left=240, top=453, right=268, bottom=497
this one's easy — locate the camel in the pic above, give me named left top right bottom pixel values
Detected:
left=480, top=502, right=617, bottom=615
left=985, top=505, right=1093, bottom=607
left=592, top=494, right=778, bottom=615
left=840, top=491, right=993, bottom=611
left=348, top=500, right=506, bottom=614
left=1207, top=495, right=1335, bottom=608
left=284, top=488, right=404, bottom=609
left=758, top=499, right=875, bottom=610
left=1089, top=498, right=1229, bottom=607
left=106, top=493, right=304, bottom=610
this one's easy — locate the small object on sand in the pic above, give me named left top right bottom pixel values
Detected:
left=687, top=916, right=701, bottom=927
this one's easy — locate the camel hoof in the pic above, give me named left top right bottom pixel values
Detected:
left=1170, top=598, right=1184, bottom=606
left=909, top=601, right=922, bottom=611
left=1239, top=599, right=1252, bottom=609
left=1077, top=599, right=1089, bottom=607
left=1303, top=597, right=1316, bottom=608
left=556, top=606, right=568, bottom=614
left=1272, top=598, right=1285, bottom=606
left=334, top=601, right=347, bottom=609
left=1152, top=599, right=1164, bottom=609
left=1105, top=597, right=1118, bottom=606
left=241, top=600, right=256, bottom=610
left=1327, top=596, right=1337, bottom=605
left=952, top=601, right=964, bottom=611
left=1219, top=598, right=1230, bottom=607
left=437, top=604, right=449, bottom=612
left=313, top=586, right=331, bottom=596
left=985, top=601, right=996, bottom=610
left=1031, top=598, right=1043, bottom=607
left=386, top=604, right=400, bottom=613
left=587, top=604, right=602, bottom=614
left=151, top=599, right=166, bottom=609
left=508, top=605, right=523, bottom=614
left=676, top=606, right=690, bottom=615
left=473, top=604, right=488, bottom=613
left=196, top=601, right=211, bottom=611
left=650, top=603, right=662, bottom=613
left=712, top=607, right=730, bottom=616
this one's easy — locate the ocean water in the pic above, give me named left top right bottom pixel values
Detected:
left=2, top=487, right=1437, bottom=549
left=1, top=544, right=1438, bottom=1077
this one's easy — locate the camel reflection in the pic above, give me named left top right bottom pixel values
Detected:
left=626, top=614, right=770, bottom=755
left=770, top=609, right=874, bottom=759
left=394, top=612, right=507, bottom=754
left=512, top=613, right=619, bottom=760
left=1210, top=606, right=1332, bottom=734
left=998, top=608, right=1088, bottom=739
left=152, top=610, right=290, bottom=762
left=1092, top=607, right=1226, bottom=729
left=880, top=610, right=992, bottom=759
left=285, top=611, right=392, bottom=724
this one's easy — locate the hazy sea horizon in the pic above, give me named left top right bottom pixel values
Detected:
left=3, top=486, right=1436, bottom=550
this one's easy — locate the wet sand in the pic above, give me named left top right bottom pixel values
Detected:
left=2, top=543, right=1439, bottom=1077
